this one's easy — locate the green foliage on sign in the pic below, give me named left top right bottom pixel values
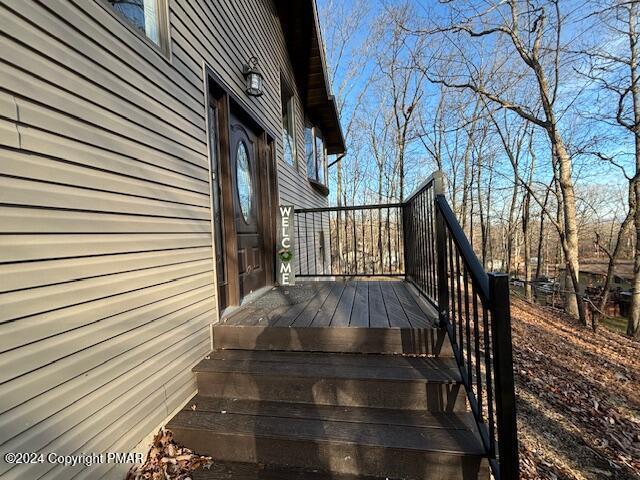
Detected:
left=278, top=248, right=293, bottom=262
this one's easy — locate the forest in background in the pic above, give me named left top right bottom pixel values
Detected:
left=318, top=0, right=639, bottom=337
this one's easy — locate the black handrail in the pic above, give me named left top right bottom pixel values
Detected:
left=436, top=195, right=490, bottom=300
left=405, top=171, right=519, bottom=480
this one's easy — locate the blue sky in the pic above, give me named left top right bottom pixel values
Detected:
left=315, top=0, right=630, bottom=218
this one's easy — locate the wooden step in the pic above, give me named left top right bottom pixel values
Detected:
left=169, top=397, right=488, bottom=480
left=191, top=460, right=395, bottom=479
left=213, top=325, right=453, bottom=356
left=193, top=351, right=466, bottom=411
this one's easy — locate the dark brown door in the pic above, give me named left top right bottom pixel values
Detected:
left=229, top=113, right=266, bottom=298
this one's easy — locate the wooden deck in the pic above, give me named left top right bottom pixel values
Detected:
left=220, top=280, right=438, bottom=328
left=170, top=280, right=488, bottom=478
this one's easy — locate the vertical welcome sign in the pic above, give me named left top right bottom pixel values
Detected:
left=277, top=205, right=295, bottom=286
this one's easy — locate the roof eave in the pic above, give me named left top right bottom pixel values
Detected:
left=275, top=0, right=346, bottom=155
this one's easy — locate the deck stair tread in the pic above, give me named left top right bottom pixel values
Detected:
left=191, top=461, right=398, bottom=479
left=212, top=324, right=453, bottom=355
left=169, top=397, right=484, bottom=456
left=182, top=397, right=474, bottom=430
left=194, top=351, right=461, bottom=383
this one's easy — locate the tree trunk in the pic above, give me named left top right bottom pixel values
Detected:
left=552, top=136, right=587, bottom=325
left=629, top=133, right=640, bottom=336
left=535, top=188, right=551, bottom=283
left=629, top=2, right=640, bottom=337
left=506, top=179, right=519, bottom=276
left=630, top=179, right=640, bottom=336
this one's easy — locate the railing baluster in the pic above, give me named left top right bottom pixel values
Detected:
left=296, top=213, right=302, bottom=276
left=463, top=265, right=472, bottom=385
left=455, top=251, right=464, bottom=362
left=344, top=210, right=348, bottom=274
left=483, top=303, right=496, bottom=457
left=370, top=208, right=376, bottom=275
left=472, top=285, right=483, bottom=423
left=448, top=234, right=456, bottom=344
left=328, top=211, right=333, bottom=276
left=336, top=211, right=341, bottom=275
left=312, top=212, right=317, bottom=276
left=361, top=210, right=366, bottom=274
left=427, top=188, right=436, bottom=299
left=353, top=210, right=358, bottom=275
left=305, top=212, right=310, bottom=275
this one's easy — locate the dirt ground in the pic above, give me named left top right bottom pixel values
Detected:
left=510, top=298, right=639, bottom=479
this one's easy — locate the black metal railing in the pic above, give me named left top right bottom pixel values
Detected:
left=403, top=176, right=439, bottom=307
left=405, top=172, right=519, bottom=480
left=291, top=171, right=518, bottom=479
left=293, top=204, right=404, bottom=277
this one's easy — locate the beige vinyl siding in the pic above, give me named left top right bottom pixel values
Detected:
left=166, top=0, right=329, bottom=275
left=0, top=0, right=329, bottom=478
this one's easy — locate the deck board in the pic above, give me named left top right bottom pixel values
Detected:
left=330, top=281, right=356, bottom=326
left=368, top=282, right=390, bottom=328
left=220, top=280, right=437, bottom=329
left=392, top=282, right=431, bottom=328
left=271, top=294, right=318, bottom=327
left=311, top=282, right=346, bottom=326
left=349, top=281, right=369, bottom=327
left=380, top=282, right=411, bottom=328
left=291, top=284, right=333, bottom=327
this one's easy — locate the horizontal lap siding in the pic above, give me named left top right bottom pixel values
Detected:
left=0, top=0, right=214, bottom=478
left=168, top=0, right=329, bottom=278
left=0, top=0, right=328, bottom=478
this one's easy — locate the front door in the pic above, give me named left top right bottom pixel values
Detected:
left=230, top=113, right=266, bottom=299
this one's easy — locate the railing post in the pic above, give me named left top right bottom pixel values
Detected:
left=489, top=273, right=519, bottom=480
left=433, top=171, right=449, bottom=328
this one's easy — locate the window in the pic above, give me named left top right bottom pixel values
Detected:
left=305, top=124, right=315, bottom=178
left=281, top=87, right=296, bottom=166
left=236, top=141, right=253, bottom=223
left=315, top=128, right=326, bottom=185
left=106, top=0, right=168, bottom=52
left=305, top=123, right=327, bottom=186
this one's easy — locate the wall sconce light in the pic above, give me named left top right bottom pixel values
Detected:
left=242, top=56, right=264, bottom=97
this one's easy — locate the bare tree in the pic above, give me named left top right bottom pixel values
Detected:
left=579, top=0, right=640, bottom=336
left=319, top=0, right=372, bottom=208
left=374, top=2, right=429, bottom=202
left=402, top=0, right=588, bottom=324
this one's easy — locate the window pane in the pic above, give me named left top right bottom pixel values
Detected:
left=281, top=94, right=295, bottom=166
left=236, top=141, right=253, bottom=223
left=108, top=0, right=160, bottom=45
left=305, top=125, right=315, bottom=178
left=315, top=129, right=325, bottom=185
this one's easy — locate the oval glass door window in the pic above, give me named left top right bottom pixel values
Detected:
left=236, top=141, right=252, bottom=223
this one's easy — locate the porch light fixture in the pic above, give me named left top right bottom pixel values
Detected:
left=242, top=56, right=264, bottom=97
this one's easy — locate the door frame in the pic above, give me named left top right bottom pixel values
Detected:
left=205, top=67, right=279, bottom=310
